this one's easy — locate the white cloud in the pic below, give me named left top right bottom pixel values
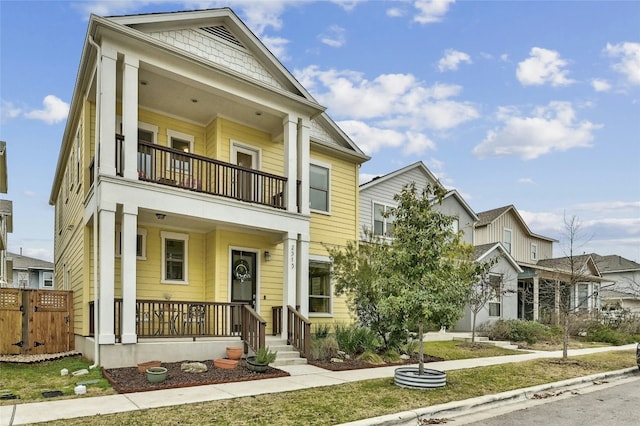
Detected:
left=500, top=54, right=510, bottom=62
left=338, top=120, right=436, bottom=156
left=319, top=25, right=346, bottom=48
left=438, top=49, right=472, bottom=72
left=386, top=7, right=405, bottom=18
left=294, top=66, right=479, bottom=132
left=473, top=101, right=601, bottom=160
left=518, top=178, right=535, bottom=184
left=604, top=42, right=640, bottom=85
left=359, top=172, right=379, bottom=185
left=413, top=0, right=456, bottom=25
left=330, top=0, right=364, bottom=12
left=591, top=78, right=612, bottom=92
left=261, top=35, right=290, bottom=60
left=516, top=47, right=575, bottom=87
left=24, top=95, right=69, bottom=124
left=1, top=100, right=22, bottom=123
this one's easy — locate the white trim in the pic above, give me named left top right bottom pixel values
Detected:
left=503, top=228, right=513, bottom=254
left=161, top=231, right=189, bottom=284
left=167, top=129, right=194, bottom=149
left=115, top=227, right=147, bottom=260
left=41, top=271, right=54, bottom=289
left=371, top=200, right=395, bottom=238
left=138, top=121, right=158, bottom=143
left=530, top=242, right=538, bottom=261
left=308, top=254, right=333, bottom=317
left=230, top=140, right=262, bottom=169
left=309, top=160, right=331, bottom=214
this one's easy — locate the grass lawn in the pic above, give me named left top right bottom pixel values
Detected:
left=1, top=342, right=636, bottom=425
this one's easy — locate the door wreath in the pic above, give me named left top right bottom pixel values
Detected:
left=233, top=258, right=251, bottom=282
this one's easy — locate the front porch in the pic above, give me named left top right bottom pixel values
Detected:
left=87, top=300, right=310, bottom=368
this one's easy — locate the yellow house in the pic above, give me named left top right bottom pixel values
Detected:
left=49, top=8, right=368, bottom=368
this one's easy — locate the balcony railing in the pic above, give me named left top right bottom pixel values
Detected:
left=134, top=139, right=288, bottom=209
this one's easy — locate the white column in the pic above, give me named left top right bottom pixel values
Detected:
left=122, top=55, right=139, bottom=180
left=283, top=115, right=298, bottom=212
left=98, top=202, right=116, bottom=345
left=533, top=276, right=539, bottom=321
left=282, top=236, right=297, bottom=338
left=296, top=234, right=310, bottom=316
left=120, top=204, right=138, bottom=344
left=98, top=44, right=117, bottom=177
left=297, top=118, right=310, bottom=215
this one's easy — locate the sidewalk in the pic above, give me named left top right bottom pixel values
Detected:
left=1, top=344, right=637, bottom=426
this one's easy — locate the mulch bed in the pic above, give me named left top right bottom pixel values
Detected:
left=102, top=359, right=290, bottom=393
left=307, top=354, right=444, bottom=371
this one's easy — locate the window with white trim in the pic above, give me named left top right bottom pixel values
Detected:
left=161, top=231, right=189, bottom=284
left=167, top=130, right=193, bottom=174
left=309, top=260, right=332, bottom=314
left=488, top=274, right=502, bottom=317
left=310, top=162, right=330, bottom=212
left=503, top=228, right=512, bottom=254
left=373, top=203, right=395, bottom=237
left=42, top=271, right=54, bottom=289
left=530, top=243, right=538, bottom=261
left=116, top=227, right=147, bottom=259
left=137, top=123, right=157, bottom=179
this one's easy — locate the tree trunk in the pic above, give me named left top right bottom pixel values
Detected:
left=471, top=312, right=477, bottom=343
left=562, top=313, right=569, bottom=360
left=418, top=321, right=424, bottom=376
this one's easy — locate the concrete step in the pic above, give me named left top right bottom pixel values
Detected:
left=260, top=338, right=308, bottom=367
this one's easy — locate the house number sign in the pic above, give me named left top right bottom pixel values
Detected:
left=290, top=243, right=296, bottom=269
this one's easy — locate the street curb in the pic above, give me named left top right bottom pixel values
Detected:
left=337, top=367, right=639, bottom=426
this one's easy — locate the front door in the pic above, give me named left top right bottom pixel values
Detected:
left=231, top=250, right=257, bottom=308
left=232, top=145, right=258, bottom=202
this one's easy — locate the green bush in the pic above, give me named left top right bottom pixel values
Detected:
left=482, top=320, right=560, bottom=344
left=313, top=323, right=331, bottom=339
left=585, top=323, right=640, bottom=345
left=310, top=335, right=339, bottom=360
left=357, top=350, right=385, bottom=365
left=334, top=323, right=381, bottom=355
left=382, top=349, right=402, bottom=363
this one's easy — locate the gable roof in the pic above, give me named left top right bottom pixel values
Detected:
left=442, top=189, right=479, bottom=223
left=359, top=161, right=443, bottom=191
left=8, top=252, right=53, bottom=270
left=589, top=254, right=640, bottom=273
left=474, top=242, right=523, bottom=273
left=536, top=254, right=601, bottom=278
left=475, top=204, right=557, bottom=243
left=50, top=8, right=368, bottom=204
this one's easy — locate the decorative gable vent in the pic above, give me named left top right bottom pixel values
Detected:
left=201, top=26, right=244, bottom=49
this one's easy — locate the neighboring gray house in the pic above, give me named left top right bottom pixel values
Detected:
left=454, top=242, right=522, bottom=332
left=359, top=161, right=477, bottom=244
left=0, top=141, right=11, bottom=287
left=592, top=254, right=640, bottom=314
left=7, top=251, right=54, bottom=290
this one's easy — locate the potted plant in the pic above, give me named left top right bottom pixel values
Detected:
left=246, top=347, right=277, bottom=372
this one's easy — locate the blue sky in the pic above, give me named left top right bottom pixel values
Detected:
left=1, top=0, right=639, bottom=263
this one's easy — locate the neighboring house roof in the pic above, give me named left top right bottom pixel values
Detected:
left=474, top=242, right=523, bottom=273
left=8, top=252, right=53, bottom=271
left=589, top=253, right=640, bottom=274
left=475, top=204, right=557, bottom=243
left=49, top=7, right=368, bottom=204
left=443, top=189, right=479, bottom=223
left=359, top=161, right=442, bottom=191
left=536, top=254, right=602, bottom=280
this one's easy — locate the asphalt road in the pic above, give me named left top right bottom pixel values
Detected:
left=457, top=373, right=640, bottom=425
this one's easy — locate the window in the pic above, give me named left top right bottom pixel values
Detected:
left=42, top=272, right=54, bottom=289
left=18, top=272, right=29, bottom=288
left=137, top=127, right=154, bottom=178
left=309, top=163, right=330, bottom=212
left=309, top=260, right=332, bottom=314
left=373, top=203, right=395, bottom=237
left=530, top=243, right=538, bottom=261
left=167, top=130, right=193, bottom=174
left=76, top=126, right=81, bottom=186
left=503, top=228, right=512, bottom=254
left=116, top=227, right=147, bottom=259
left=161, top=231, right=189, bottom=284
left=488, top=274, right=502, bottom=317
left=577, top=283, right=589, bottom=309
left=451, top=218, right=459, bottom=234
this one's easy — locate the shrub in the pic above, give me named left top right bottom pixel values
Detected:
left=313, top=323, right=331, bottom=339
left=357, top=350, right=385, bottom=365
left=334, top=323, right=381, bottom=355
left=310, top=335, right=339, bottom=360
left=481, top=320, right=559, bottom=344
left=382, top=349, right=402, bottom=363
left=585, top=323, right=640, bottom=345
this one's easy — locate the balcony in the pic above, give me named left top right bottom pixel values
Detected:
left=112, top=135, right=295, bottom=210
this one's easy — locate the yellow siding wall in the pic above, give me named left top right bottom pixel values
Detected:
left=309, top=148, right=360, bottom=327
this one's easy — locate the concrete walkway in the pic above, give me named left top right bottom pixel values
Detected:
left=1, top=344, right=637, bottom=426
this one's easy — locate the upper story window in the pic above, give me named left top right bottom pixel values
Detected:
left=137, top=122, right=157, bottom=179
left=116, top=227, right=147, bottom=259
left=75, top=126, right=82, bottom=187
left=373, top=203, right=394, bottom=237
left=161, top=231, right=189, bottom=284
left=530, top=243, right=538, bottom=261
left=310, top=162, right=330, bottom=213
left=309, top=259, right=332, bottom=315
left=167, top=130, right=193, bottom=174
left=503, top=228, right=512, bottom=254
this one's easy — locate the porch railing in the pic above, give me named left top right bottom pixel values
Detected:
left=241, top=305, right=266, bottom=354
left=90, top=299, right=250, bottom=340
left=287, top=305, right=311, bottom=359
left=135, top=140, right=288, bottom=209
